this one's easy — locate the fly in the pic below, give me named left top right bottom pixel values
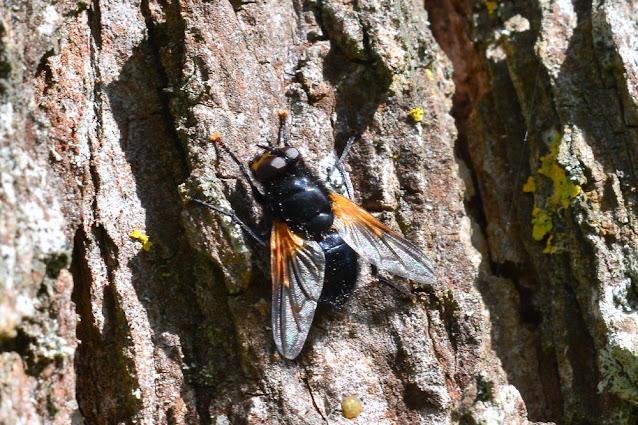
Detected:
left=189, top=112, right=436, bottom=359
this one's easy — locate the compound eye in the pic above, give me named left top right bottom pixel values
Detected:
left=282, top=147, right=300, bottom=161
left=254, top=155, right=287, bottom=181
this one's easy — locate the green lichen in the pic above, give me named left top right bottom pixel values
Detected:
left=599, top=345, right=638, bottom=405
left=530, top=207, right=552, bottom=241
left=484, top=1, right=498, bottom=15
left=523, top=133, right=581, bottom=251
left=522, top=176, right=535, bottom=193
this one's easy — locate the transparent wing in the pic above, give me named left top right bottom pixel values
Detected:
left=271, top=221, right=325, bottom=359
left=330, top=192, right=436, bottom=285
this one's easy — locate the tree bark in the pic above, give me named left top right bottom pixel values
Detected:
left=0, top=0, right=636, bottom=424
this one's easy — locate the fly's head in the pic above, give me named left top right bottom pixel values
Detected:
left=250, top=146, right=301, bottom=182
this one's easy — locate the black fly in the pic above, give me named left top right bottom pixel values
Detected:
left=190, top=112, right=436, bottom=359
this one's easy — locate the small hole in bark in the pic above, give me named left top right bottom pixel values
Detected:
left=403, top=383, right=436, bottom=410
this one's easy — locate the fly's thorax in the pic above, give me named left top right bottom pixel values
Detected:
left=261, top=173, right=335, bottom=241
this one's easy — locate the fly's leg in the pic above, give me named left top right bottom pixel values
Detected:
left=335, top=136, right=356, bottom=200
left=187, top=197, right=267, bottom=247
left=187, top=132, right=267, bottom=246
left=336, top=135, right=356, bottom=166
left=371, top=265, right=417, bottom=301
left=326, top=135, right=357, bottom=199
left=210, top=132, right=266, bottom=203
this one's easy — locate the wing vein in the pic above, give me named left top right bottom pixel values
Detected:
left=330, top=192, right=436, bottom=286
left=270, top=222, right=325, bottom=359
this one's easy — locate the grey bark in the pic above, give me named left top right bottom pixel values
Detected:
left=0, top=0, right=636, bottom=424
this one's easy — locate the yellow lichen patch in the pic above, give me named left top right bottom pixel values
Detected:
left=531, top=207, right=552, bottom=241
left=522, top=176, right=535, bottom=192
left=523, top=134, right=581, bottom=252
left=425, top=69, right=436, bottom=94
left=543, top=233, right=567, bottom=254
left=542, top=234, right=554, bottom=254
left=538, top=138, right=581, bottom=210
left=409, top=107, right=424, bottom=122
left=425, top=68, right=434, bottom=81
left=485, top=1, right=498, bottom=15
left=130, top=229, right=154, bottom=251
left=341, top=396, right=363, bottom=419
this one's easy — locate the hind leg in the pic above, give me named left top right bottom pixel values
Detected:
left=371, top=265, right=416, bottom=301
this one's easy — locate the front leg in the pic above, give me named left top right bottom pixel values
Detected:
left=188, top=197, right=267, bottom=247
left=210, top=132, right=266, bottom=200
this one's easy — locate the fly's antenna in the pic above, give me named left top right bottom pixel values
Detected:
left=257, top=143, right=276, bottom=153
left=277, top=109, right=291, bottom=146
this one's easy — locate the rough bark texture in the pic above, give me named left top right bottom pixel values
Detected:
left=0, top=0, right=636, bottom=424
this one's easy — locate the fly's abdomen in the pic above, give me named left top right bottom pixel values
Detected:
left=319, top=232, right=359, bottom=305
